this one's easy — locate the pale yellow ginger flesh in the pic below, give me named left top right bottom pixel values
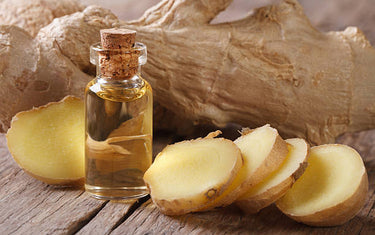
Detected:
left=6, top=96, right=84, bottom=186
left=235, top=138, right=309, bottom=213
left=199, top=124, right=288, bottom=210
left=235, top=126, right=279, bottom=176
left=240, top=138, right=308, bottom=199
left=143, top=136, right=242, bottom=215
left=276, top=144, right=368, bottom=226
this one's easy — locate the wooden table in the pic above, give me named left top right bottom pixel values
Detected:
left=1, top=130, right=374, bottom=235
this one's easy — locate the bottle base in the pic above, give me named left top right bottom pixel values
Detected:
left=85, top=184, right=149, bottom=200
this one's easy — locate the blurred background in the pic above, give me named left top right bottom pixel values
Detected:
left=80, top=0, right=375, bottom=45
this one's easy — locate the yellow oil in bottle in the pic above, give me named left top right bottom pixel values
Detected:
left=84, top=76, right=152, bottom=199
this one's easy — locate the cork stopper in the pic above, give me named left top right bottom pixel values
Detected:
left=100, top=28, right=136, bottom=49
left=98, top=28, right=139, bottom=79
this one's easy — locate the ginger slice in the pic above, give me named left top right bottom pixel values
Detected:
left=6, top=96, right=84, bottom=186
left=143, top=134, right=242, bottom=215
left=236, top=138, right=309, bottom=213
left=276, top=144, right=368, bottom=226
left=199, top=124, right=288, bottom=211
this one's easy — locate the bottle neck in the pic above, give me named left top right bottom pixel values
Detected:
left=96, top=74, right=145, bottom=90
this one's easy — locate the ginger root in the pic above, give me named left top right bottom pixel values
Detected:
left=276, top=144, right=368, bottom=226
left=0, top=0, right=84, bottom=37
left=1, top=0, right=375, bottom=144
left=6, top=96, right=85, bottom=186
left=123, top=0, right=375, bottom=144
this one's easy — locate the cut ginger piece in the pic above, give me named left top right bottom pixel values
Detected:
left=276, top=144, right=368, bottom=226
left=236, top=138, right=309, bottom=213
left=6, top=96, right=84, bottom=186
left=143, top=133, right=242, bottom=215
left=199, top=124, right=288, bottom=211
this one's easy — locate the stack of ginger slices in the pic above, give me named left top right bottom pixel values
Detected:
left=144, top=125, right=368, bottom=227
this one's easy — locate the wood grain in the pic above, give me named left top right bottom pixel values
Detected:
left=0, top=129, right=374, bottom=234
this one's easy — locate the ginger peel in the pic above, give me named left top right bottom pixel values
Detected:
left=1, top=0, right=375, bottom=145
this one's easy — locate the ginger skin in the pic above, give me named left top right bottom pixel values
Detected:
left=1, top=0, right=375, bottom=144
left=123, top=0, right=375, bottom=144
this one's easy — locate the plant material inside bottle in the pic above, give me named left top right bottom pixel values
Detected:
left=85, top=76, right=152, bottom=199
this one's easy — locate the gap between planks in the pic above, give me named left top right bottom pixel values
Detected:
left=74, top=195, right=151, bottom=235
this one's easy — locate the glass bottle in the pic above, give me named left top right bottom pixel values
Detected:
left=84, top=28, right=152, bottom=200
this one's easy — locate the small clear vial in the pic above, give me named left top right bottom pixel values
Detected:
left=84, top=28, right=152, bottom=200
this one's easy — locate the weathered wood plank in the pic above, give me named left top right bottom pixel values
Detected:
left=76, top=200, right=134, bottom=235
left=112, top=194, right=372, bottom=235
